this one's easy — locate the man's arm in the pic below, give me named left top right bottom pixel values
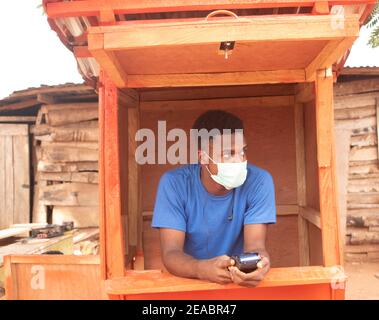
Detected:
left=229, top=224, right=271, bottom=287
left=159, top=228, right=233, bottom=284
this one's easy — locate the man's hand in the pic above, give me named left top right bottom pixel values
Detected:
left=197, top=255, right=234, bottom=285
left=228, top=255, right=270, bottom=287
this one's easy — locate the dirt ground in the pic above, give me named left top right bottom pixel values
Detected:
left=344, top=261, right=379, bottom=300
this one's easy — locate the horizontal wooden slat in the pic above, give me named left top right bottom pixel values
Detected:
left=141, top=95, right=294, bottom=111
left=95, top=15, right=359, bottom=50
left=106, top=265, right=346, bottom=295
left=0, top=124, right=28, bottom=136
left=46, top=0, right=375, bottom=18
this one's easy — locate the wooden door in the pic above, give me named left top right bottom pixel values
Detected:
left=0, top=124, right=30, bottom=229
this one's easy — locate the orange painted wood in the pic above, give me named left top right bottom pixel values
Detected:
left=315, top=69, right=342, bottom=267
left=98, top=71, right=127, bottom=279
left=4, top=255, right=107, bottom=300
left=44, top=0, right=376, bottom=19
left=105, top=266, right=346, bottom=299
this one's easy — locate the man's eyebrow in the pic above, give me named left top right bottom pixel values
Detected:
left=222, top=144, right=248, bottom=152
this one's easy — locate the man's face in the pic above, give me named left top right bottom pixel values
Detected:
left=199, top=132, right=247, bottom=175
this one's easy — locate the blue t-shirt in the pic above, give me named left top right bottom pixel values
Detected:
left=151, top=163, right=276, bottom=259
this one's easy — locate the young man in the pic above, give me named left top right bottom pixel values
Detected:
left=152, top=110, right=276, bottom=287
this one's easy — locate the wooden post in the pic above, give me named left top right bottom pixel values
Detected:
left=315, top=68, right=342, bottom=267
left=98, top=70, right=127, bottom=279
left=128, top=105, right=144, bottom=269
left=294, top=98, right=310, bottom=266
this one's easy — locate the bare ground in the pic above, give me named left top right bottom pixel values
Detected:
left=344, top=261, right=379, bottom=300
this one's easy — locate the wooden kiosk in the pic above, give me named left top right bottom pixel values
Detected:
left=4, top=0, right=377, bottom=300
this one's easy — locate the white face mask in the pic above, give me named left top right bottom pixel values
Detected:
left=204, top=153, right=247, bottom=190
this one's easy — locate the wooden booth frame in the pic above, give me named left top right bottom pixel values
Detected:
left=4, top=0, right=377, bottom=300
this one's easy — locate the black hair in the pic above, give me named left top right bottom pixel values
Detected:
left=192, top=110, right=244, bottom=150
left=192, top=110, right=244, bottom=132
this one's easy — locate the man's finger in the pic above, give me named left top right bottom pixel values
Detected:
left=217, top=256, right=233, bottom=268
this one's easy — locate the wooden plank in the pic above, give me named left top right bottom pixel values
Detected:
left=33, top=123, right=98, bottom=142
left=105, top=265, right=346, bottom=296
left=128, top=107, right=140, bottom=249
left=334, top=78, right=379, bottom=96
left=335, top=105, right=376, bottom=120
left=95, top=15, right=359, bottom=49
left=4, top=136, right=14, bottom=229
left=40, top=145, right=98, bottom=162
left=294, top=99, right=309, bottom=266
left=0, top=116, right=36, bottom=123
left=139, top=83, right=295, bottom=102
left=299, top=206, right=321, bottom=229
left=294, top=83, right=314, bottom=104
left=39, top=183, right=98, bottom=206
left=45, top=0, right=375, bottom=18
left=126, top=70, right=306, bottom=88
left=141, top=95, right=294, bottom=111
left=41, top=106, right=98, bottom=127
left=305, top=37, right=357, bottom=81
left=349, top=146, right=377, bottom=162
left=0, top=228, right=30, bottom=240
left=315, top=69, right=342, bottom=266
left=53, top=206, right=99, bottom=228
left=0, top=99, right=39, bottom=112
left=37, top=161, right=98, bottom=173
left=89, top=34, right=128, bottom=88
left=334, top=129, right=351, bottom=247
left=39, top=171, right=98, bottom=184
left=333, top=92, right=377, bottom=110
left=98, top=70, right=126, bottom=279
left=0, top=124, right=28, bottom=136
left=0, top=137, right=5, bottom=229
left=12, top=134, right=30, bottom=225
left=4, top=255, right=105, bottom=300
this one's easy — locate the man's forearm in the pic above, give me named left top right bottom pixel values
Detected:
left=163, top=249, right=204, bottom=280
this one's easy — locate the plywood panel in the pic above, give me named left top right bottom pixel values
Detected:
left=5, top=256, right=106, bottom=300
left=116, top=40, right=327, bottom=75
left=140, top=99, right=297, bottom=211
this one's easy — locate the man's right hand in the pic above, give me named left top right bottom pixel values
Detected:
left=197, top=255, right=234, bottom=284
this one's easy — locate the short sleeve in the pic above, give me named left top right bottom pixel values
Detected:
left=151, top=172, right=187, bottom=232
left=244, top=171, right=276, bottom=225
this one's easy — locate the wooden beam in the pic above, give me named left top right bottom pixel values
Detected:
left=98, top=70, right=126, bottom=279
left=294, top=98, right=310, bottom=266
left=305, top=37, right=358, bottom=81
left=0, top=116, right=36, bottom=123
left=294, top=82, right=315, bottom=103
left=315, top=69, right=342, bottom=266
left=0, top=99, right=40, bottom=112
left=312, top=1, right=330, bottom=14
left=126, top=70, right=305, bottom=88
left=88, top=33, right=127, bottom=87
left=96, top=15, right=359, bottom=51
left=299, top=206, right=321, bottom=228
left=45, top=0, right=376, bottom=18
left=141, top=95, right=294, bottom=111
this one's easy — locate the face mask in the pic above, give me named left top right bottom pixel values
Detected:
left=204, top=153, right=247, bottom=190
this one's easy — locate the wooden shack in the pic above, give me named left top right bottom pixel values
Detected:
left=3, top=0, right=377, bottom=300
